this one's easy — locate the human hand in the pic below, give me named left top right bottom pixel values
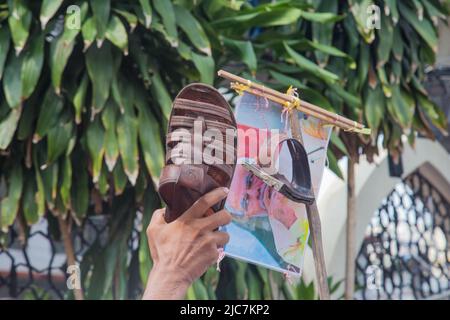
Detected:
left=142, top=187, right=232, bottom=300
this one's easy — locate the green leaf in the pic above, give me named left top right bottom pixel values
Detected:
left=136, top=95, right=163, bottom=182
left=106, top=15, right=128, bottom=55
left=32, top=148, right=46, bottom=218
left=0, top=107, right=21, bottom=150
left=221, top=37, right=256, bottom=72
left=72, top=73, right=89, bottom=124
left=330, top=132, right=348, bottom=157
left=34, top=89, right=64, bottom=142
left=82, top=17, right=97, bottom=52
left=7, top=0, right=31, bottom=55
left=47, top=120, right=73, bottom=164
left=387, top=85, right=415, bottom=129
left=71, top=157, right=89, bottom=220
left=327, top=149, right=343, bottom=179
left=139, top=0, right=152, bottom=28
left=60, top=156, right=72, bottom=209
left=101, top=99, right=119, bottom=171
left=174, top=5, right=211, bottom=56
left=398, top=1, right=438, bottom=52
left=150, top=68, right=172, bottom=120
left=113, top=8, right=138, bottom=31
left=50, top=26, right=79, bottom=94
left=417, top=94, right=448, bottom=134
left=153, top=0, right=178, bottom=47
left=86, top=42, right=113, bottom=115
left=376, top=13, right=394, bottom=67
left=284, top=42, right=339, bottom=83
left=21, top=33, right=44, bottom=99
left=3, top=51, right=23, bottom=108
left=364, top=85, right=385, bottom=132
left=112, top=158, right=127, bottom=195
left=0, top=26, right=10, bottom=80
left=90, top=0, right=110, bottom=44
left=40, top=0, right=64, bottom=29
left=117, top=114, right=139, bottom=185
left=191, top=52, right=215, bottom=85
left=86, top=118, right=105, bottom=183
left=22, top=174, right=39, bottom=225
left=0, top=165, right=23, bottom=231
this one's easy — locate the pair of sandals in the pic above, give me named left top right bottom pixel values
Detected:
left=158, top=83, right=314, bottom=223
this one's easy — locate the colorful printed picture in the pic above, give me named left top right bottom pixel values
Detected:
left=223, top=92, right=331, bottom=276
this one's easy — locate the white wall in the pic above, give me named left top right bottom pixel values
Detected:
left=301, top=138, right=450, bottom=298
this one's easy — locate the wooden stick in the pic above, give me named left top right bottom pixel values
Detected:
left=231, top=83, right=357, bottom=132
left=219, top=69, right=364, bottom=130
left=289, top=112, right=330, bottom=300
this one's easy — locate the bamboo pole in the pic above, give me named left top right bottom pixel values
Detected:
left=230, top=83, right=358, bottom=132
left=218, top=69, right=365, bottom=131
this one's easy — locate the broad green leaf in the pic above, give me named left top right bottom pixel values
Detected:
left=364, top=85, right=385, bottom=133
left=117, top=114, right=139, bottom=185
left=0, top=107, right=21, bottom=150
left=21, top=33, right=44, bottom=99
left=0, top=165, right=23, bottom=231
left=101, top=99, right=119, bottom=171
left=50, top=26, right=79, bottom=94
left=387, top=85, right=414, bottom=129
left=284, top=42, right=339, bottom=83
left=22, top=174, right=39, bottom=225
left=221, top=37, right=256, bottom=72
left=150, top=68, right=172, bottom=120
left=113, top=8, right=138, bottom=31
left=72, top=73, right=89, bottom=124
left=32, top=148, right=46, bottom=218
left=376, top=14, right=394, bottom=67
left=40, top=0, right=64, bottom=29
left=0, top=26, right=10, bottom=80
left=191, top=52, right=214, bottom=85
left=34, top=89, right=64, bottom=142
left=82, top=17, right=97, bottom=52
left=139, top=0, right=152, bottom=28
left=174, top=5, right=211, bottom=56
left=136, top=94, right=163, bottom=182
left=299, top=10, right=343, bottom=23
left=7, top=0, right=31, bottom=54
left=47, top=121, right=73, bottom=164
left=399, top=1, right=438, bottom=52
left=153, top=0, right=178, bottom=47
left=113, top=158, right=127, bottom=195
left=86, top=118, right=105, bottom=183
left=312, top=0, right=338, bottom=67
left=330, top=132, right=348, bottom=157
left=358, top=43, right=370, bottom=89
left=60, top=156, right=72, bottom=209
left=71, top=158, right=89, bottom=220
left=327, top=149, right=343, bottom=179
left=417, top=94, right=448, bottom=134
left=86, top=42, right=113, bottom=115
left=392, top=27, right=403, bottom=61
left=3, top=51, right=23, bottom=108
left=106, top=15, right=128, bottom=54
left=90, top=0, right=110, bottom=44
left=40, top=162, right=58, bottom=208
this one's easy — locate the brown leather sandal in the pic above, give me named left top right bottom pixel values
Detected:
left=158, top=83, right=238, bottom=223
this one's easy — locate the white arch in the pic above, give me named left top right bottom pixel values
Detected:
left=301, top=138, right=450, bottom=297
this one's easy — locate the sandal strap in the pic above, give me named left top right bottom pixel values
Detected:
left=174, top=98, right=233, bottom=121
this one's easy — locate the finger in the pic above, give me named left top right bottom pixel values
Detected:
left=199, top=209, right=232, bottom=231
left=210, top=231, right=230, bottom=247
left=182, top=187, right=229, bottom=220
